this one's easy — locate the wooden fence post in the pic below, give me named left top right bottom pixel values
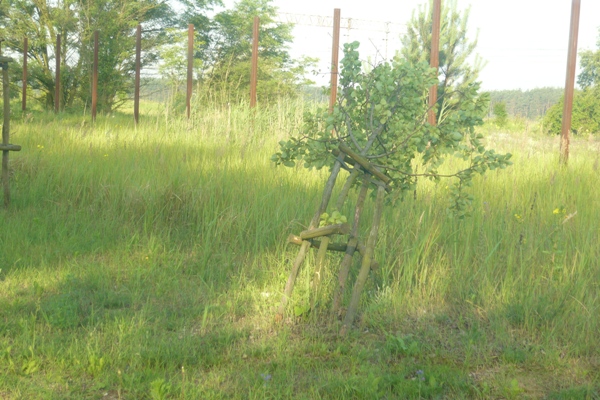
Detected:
left=92, top=31, right=99, bottom=122
left=560, top=0, right=581, bottom=165
left=2, top=57, right=10, bottom=205
left=22, top=37, right=27, bottom=111
left=329, top=9, right=341, bottom=113
left=1, top=56, right=22, bottom=207
left=187, top=24, right=194, bottom=119
left=250, top=17, right=259, bottom=108
left=54, top=34, right=61, bottom=113
left=134, top=24, right=141, bottom=125
left=428, top=0, right=441, bottom=125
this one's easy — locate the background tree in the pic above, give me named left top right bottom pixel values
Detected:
left=76, top=0, right=175, bottom=113
left=543, top=88, right=600, bottom=135
left=196, top=0, right=316, bottom=103
left=1, top=0, right=80, bottom=109
left=400, top=0, right=486, bottom=125
left=543, top=29, right=600, bottom=135
left=178, top=0, right=222, bottom=61
left=493, top=101, right=508, bottom=127
left=157, top=28, right=205, bottom=108
left=578, top=34, right=600, bottom=89
left=0, top=0, right=175, bottom=112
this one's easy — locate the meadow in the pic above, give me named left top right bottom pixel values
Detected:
left=0, top=99, right=599, bottom=399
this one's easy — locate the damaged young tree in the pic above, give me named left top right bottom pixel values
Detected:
left=273, top=42, right=511, bottom=334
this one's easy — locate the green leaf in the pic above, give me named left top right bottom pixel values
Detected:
left=451, top=132, right=463, bottom=141
left=294, top=305, right=310, bottom=317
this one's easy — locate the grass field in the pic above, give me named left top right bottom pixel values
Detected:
left=1, top=100, right=599, bottom=399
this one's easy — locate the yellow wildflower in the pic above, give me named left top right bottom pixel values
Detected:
left=514, top=214, right=524, bottom=223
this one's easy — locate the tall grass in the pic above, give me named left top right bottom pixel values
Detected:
left=0, top=100, right=598, bottom=398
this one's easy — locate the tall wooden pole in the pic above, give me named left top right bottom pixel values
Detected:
left=54, top=34, right=61, bottom=113
left=329, top=9, right=341, bottom=113
left=92, top=31, right=99, bottom=122
left=560, top=0, right=581, bottom=165
left=22, top=37, right=27, bottom=111
left=428, top=0, right=442, bottom=125
left=187, top=24, right=194, bottom=119
left=134, top=24, right=141, bottom=125
left=250, top=17, right=259, bottom=108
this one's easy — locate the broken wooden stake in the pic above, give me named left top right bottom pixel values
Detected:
left=1, top=55, right=20, bottom=207
left=276, top=159, right=344, bottom=319
left=332, top=179, right=370, bottom=315
left=338, top=143, right=391, bottom=186
left=0, top=144, right=21, bottom=151
left=310, top=236, right=330, bottom=310
left=300, top=223, right=350, bottom=240
left=341, top=184, right=386, bottom=336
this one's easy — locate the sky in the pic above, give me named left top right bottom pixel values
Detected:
left=220, top=0, right=600, bottom=91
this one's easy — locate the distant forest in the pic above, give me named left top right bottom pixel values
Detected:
left=487, top=88, right=563, bottom=119
left=138, top=81, right=563, bottom=120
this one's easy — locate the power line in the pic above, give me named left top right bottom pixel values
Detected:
left=275, top=12, right=405, bottom=34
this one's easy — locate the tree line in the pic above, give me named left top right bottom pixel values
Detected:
left=487, top=88, right=563, bottom=119
left=0, top=0, right=482, bottom=117
left=0, top=0, right=316, bottom=113
left=2, top=0, right=600, bottom=136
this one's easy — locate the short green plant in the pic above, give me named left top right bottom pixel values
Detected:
left=319, top=209, right=347, bottom=226
left=385, top=332, right=421, bottom=357
left=86, top=354, right=105, bottom=377
left=150, top=378, right=172, bottom=400
left=493, top=102, right=509, bottom=127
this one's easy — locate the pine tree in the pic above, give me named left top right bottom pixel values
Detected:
left=400, top=0, right=486, bottom=124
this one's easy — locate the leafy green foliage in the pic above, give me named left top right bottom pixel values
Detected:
left=543, top=30, right=600, bottom=135
left=157, top=28, right=205, bottom=106
left=493, top=102, right=508, bottom=127
left=578, top=36, right=600, bottom=89
left=273, top=42, right=511, bottom=217
left=319, top=210, right=347, bottom=226
left=543, top=87, right=600, bottom=135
